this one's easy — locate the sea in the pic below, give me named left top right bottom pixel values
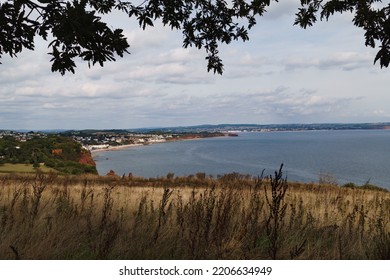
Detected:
left=93, top=129, right=390, bottom=190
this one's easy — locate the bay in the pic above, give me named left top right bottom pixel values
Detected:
left=93, top=129, right=390, bottom=190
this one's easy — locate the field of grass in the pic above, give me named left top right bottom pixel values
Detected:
left=0, top=163, right=57, bottom=174
left=0, top=169, right=389, bottom=259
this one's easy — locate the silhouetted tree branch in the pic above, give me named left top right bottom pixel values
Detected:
left=0, top=0, right=270, bottom=74
left=1, top=0, right=389, bottom=75
left=294, top=0, right=390, bottom=68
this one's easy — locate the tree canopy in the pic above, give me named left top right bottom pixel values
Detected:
left=0, top=0, right=389, bottom=75
left=0, top=134, right=97, bottom=174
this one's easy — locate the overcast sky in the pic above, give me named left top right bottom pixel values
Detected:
left=1, top=0, right=389, bottom=130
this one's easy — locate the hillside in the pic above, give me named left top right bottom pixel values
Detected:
left=0, top=134, right=97, bottom=175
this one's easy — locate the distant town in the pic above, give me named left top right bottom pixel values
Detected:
left=1, top=122, right=390, bottom=152
left=0, top=129, right=224, bottom=152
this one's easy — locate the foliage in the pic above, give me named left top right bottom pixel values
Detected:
left=0, top=0, right=270, bottom=75
left=2, top=1, right=388, bottom=75
left=0, top=135, right=97, bottom=175
left=294, top=0, right=390, bottom=68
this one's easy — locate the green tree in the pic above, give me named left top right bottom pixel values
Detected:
left=1, top=0, right=389, bottom=74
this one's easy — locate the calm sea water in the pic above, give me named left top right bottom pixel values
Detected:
left=94, top=130, right=390, bottom=189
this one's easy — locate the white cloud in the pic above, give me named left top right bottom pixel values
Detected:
left=124, top=25, right=173, bottom=53
left=264, top=0, right=300, bottom=20
left=155, top=48, right=203, bottom=64
left=373, top=109, right=390, bottom=118
left=42, top=103, right=72, bottom=109
left=285, top=51, right=373, bottom=71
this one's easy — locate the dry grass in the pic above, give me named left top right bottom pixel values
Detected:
left=0, top=170, right=389, bottom=259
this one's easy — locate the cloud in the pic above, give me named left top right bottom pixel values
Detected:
left=121, top=60, right=213, bottom=85
left=124, top=25, right=174, bottom=53
left=233, top=53, right=270, bottom=69
left=0, top=57, right=49, bottom=86
left=42, top=103, right=72, bottom=109
left=197, top=86, right=360, bottom=123
left=154, top=48, right=203, bottom=64
left=285, top=52, right=373, bottom=71
left=264, top=0, right=300, bottom=20
left=122, top=86, right=356, bottom=126
left=318, top=52, right=373, bottom=70
left=82, top=46, right=213, bottom=85
left=373, top=109, right=390, bottom=118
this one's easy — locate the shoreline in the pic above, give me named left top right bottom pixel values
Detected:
left=90, top=143, right=144, bottom=153
left=90, top=134, right=228, bottom=154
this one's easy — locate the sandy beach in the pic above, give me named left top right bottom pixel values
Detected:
left=90, top=133, right=227, bottom=154
left=90, top=143, right=144, bottom=153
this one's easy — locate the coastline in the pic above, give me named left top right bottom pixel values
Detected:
left=90, top=143, right=144, bottom=153
left=90, top=133, right=228, bottom=154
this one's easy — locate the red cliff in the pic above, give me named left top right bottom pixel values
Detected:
left=78, top=150, right=96, bottom=166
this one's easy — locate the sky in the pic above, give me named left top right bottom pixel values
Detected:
left=0, top=0, right=389, bottom=130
